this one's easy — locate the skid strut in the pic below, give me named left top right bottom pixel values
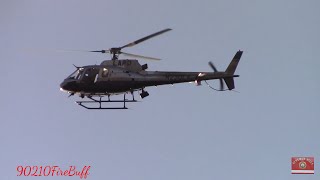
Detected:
left=76, top=94, right=138, bottom=110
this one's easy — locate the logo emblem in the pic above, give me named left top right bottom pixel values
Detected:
left=291, top=157, right=314, bottom=174
left=299, top=161, right=307, bottom=169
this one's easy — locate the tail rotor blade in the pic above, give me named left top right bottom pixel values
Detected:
left=208, top=62, right=218, bottom=72
left=219, top=79, right=224, bottom=91
left=209, top=61, right=224, bottom=90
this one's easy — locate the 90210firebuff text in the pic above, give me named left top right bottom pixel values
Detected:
left=16, top=165, right=90, bottom=179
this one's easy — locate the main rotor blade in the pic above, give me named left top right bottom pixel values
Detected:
left=37, top=49, right=111, bottom=54
left=54, top=49, right=91, bottom=53
left=89, top=50, right=110, bottom=54
left=120, top=28, right=172, bottom=49
left=27, top=48, right=97, bottom=53
left=122, top=52, right=161, bottom=61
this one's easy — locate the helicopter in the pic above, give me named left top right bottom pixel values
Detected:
left=60, top=28, right=243, bottom=109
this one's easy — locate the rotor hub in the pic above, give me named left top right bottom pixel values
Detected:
left=110, top=47, right=121, bottom=54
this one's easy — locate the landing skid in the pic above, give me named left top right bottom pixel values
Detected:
left=76, top=94, right=138, bottom=110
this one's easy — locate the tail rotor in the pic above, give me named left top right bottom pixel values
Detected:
left=208, top=62, right=224, bottom=91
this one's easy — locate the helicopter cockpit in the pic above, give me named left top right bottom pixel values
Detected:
left=67, top=68, right=84, bottom=80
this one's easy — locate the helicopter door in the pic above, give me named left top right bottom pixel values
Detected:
left=81, top=67, right=99, bottom=84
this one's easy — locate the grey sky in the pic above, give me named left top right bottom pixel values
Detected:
left=1, top=0, right=319, bottom=180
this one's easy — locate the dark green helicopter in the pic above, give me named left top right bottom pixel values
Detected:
left=60, top=29, right=243, bottom=109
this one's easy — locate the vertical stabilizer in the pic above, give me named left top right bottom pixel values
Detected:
left=225, top=50, right=243, bottom=75
left=224, top=51, right=243, bottom=90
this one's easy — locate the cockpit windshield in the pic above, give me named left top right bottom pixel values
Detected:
left=67, top=69, right=84, bottom=80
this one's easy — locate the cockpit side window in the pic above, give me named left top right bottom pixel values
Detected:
left=102, top=68, right=109, bottom=77
left=75, top=70, right=83, bottom=79
left=80, top=67, right=99, bottom=83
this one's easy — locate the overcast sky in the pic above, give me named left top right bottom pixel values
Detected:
left=1, top=0, right=319, bottom=180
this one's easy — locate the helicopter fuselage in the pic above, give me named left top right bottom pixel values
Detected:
left=60, top=59, right=237, bottom=96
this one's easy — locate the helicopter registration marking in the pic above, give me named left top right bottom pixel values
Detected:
left=166, top=75, right=194, bottom=81
left=112, top=60, right=132, bottom=66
